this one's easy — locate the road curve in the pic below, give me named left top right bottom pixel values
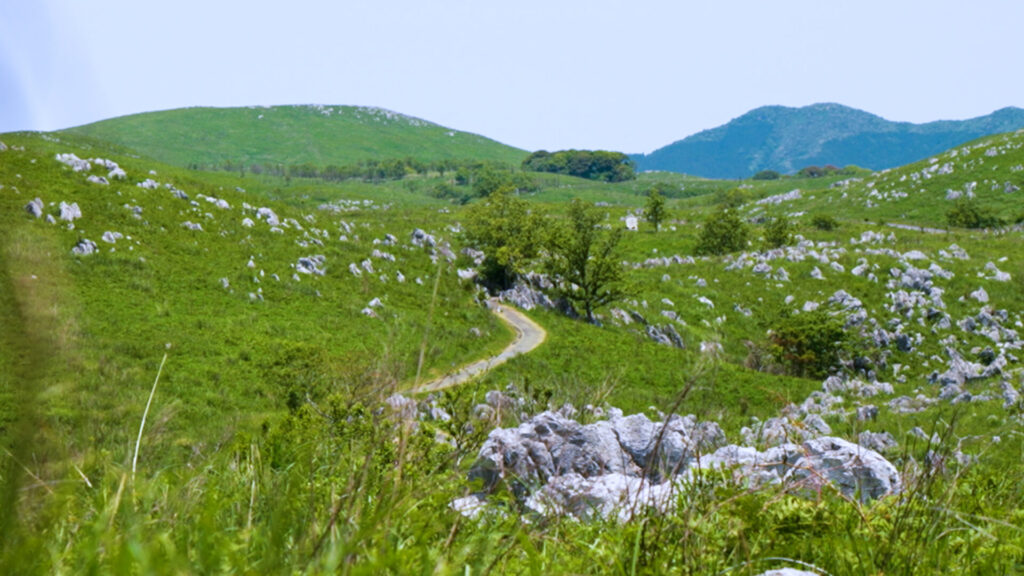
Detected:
left=413, top=300, right=546, bottom=394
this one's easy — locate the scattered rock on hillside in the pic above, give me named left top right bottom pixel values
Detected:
left=646, top=323, right=685, bottom=349
left=71, top=239, right=97, bottom=256
left=970, top=287, right=989, bottom=303
left=296, top=255, right=326, bottom=276
left=257, top=207, right=280, bottom=226
left=984, top=262, right=1011, bottom=282
left=25, top=197, right=44, bottom=218
left=411, top=228, right=437, bottom=247
left=56, top=153, right=91, bottom=172
left=59, top=201, right=82, bottom=222
left=101, top=231, right=123, bottom=244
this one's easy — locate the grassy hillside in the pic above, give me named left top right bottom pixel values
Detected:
left=60, top=104, right=529, bottom=169
left=1, top=128, right=1022, bottom=574
left=789, top=129, right=1024, bottom=228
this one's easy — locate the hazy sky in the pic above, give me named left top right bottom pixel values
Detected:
left=2, top=0, right=1022, bottom=153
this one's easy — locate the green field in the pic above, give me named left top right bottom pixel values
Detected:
left=1, top=122, right=1023, bottom=574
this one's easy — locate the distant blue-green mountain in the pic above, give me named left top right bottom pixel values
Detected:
left=632, top=103, right=1024, bottom=178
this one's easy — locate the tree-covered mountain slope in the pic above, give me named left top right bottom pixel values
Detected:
left=634, top=103, right=1024, bottom=178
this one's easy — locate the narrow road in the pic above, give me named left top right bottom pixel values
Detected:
left=413, top=300, right=546, bottom=393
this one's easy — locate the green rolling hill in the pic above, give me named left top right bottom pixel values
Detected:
left=60, top=104, right=529, bottom=169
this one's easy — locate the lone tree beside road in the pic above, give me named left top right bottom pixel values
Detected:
left=463, top=187, right=544, bottom=289
left=545, top=199, right=628, bottom=322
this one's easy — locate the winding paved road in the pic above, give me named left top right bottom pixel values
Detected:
left=413, top=300, right=546, bottom=393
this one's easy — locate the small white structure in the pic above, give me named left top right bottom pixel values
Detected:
left=625, top=216, right=639, bottom=231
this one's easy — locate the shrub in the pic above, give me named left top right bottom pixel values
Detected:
left=430, top=182, right=470, bottom=204
left=763, top=215, right=794, bottom=249
left=712, top=188, right=751, bottom=208
left=695, top=207, right=749, bottom=255
left=767, top=308, right=849, bottom=378
left=810, top=214, right=838, bottom=231
left=946, top=199, right=1001, bottom=229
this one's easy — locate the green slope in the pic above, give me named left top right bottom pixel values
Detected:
left=789, top=129, right=1024, bottom=228
left=60, top=104, right=528, bottom=169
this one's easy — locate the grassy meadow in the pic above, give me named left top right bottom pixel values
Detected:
left=0, top=124, right=1022, bottom=574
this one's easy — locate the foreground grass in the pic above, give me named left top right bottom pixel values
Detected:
left=2, top=374, right=1022, bottom=574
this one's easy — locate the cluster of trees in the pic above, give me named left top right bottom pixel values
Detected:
left=522, top=150, right=636, bottom=182
left=432, top=165, right=539, bottom=204
left=210, top=158, right=511, bottom=184
left=695, top=210, right=801, bottom=255
left=464, top=190, right=627, bottom=322
left=752, top=170, right=781, bottom=180
left=795, top=164, right=863, bottom=178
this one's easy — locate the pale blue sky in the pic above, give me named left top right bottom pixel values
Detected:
left=2, top=0, right=1022, bottom=153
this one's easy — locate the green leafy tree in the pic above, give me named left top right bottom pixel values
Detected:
left=752, top=170, right=781, bottom=180
left=763, top=215, right=794, bottom=248
left=545, top=200, right=627, bottom=322
left=463, top=187, right=544, bottom=289
left=695, top=207, right=749, bottom=255
left=644, top=188, right=668, bottom=232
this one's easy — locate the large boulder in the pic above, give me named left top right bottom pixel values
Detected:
left=701, top=437, right=900, bottom=503
left=469, top=410, right=725, bottom=495
left=462, top=409, right=898, bottom=520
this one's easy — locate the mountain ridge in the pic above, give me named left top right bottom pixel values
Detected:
left=633, top=103, right=1024, bottom=178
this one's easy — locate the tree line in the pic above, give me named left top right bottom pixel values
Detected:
left=522, top=150, right=636, bottom=182
left=202, top=157, right=517, bottom=184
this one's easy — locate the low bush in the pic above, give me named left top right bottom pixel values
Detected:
left=695, top=207, right=749, bottom=255
left=810, top=214, right=838, bottom=231
left=946, top=199, right=1001, bottom=229
left=763, top=215, right=794, bottom=248
left=767, top=308, right=849, bottom=378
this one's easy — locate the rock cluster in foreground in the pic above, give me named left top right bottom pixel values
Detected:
left=454, top=408, right=900, bottom=521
